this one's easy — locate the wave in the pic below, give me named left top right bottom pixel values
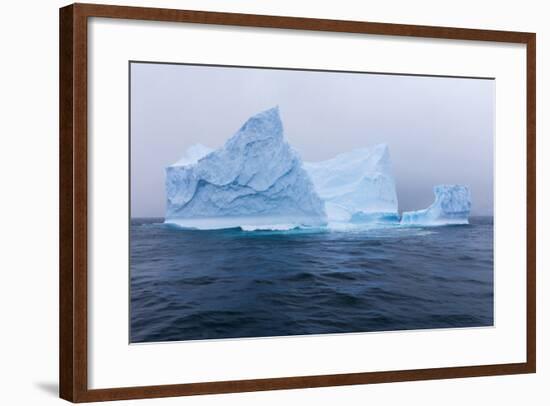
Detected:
left=240, top=223, right=301, bottom=232
left=137, top=218, right=462, bottom=235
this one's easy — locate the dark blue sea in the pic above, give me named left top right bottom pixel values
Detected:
left=130, top=217, right=493, bottom=343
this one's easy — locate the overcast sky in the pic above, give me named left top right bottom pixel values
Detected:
left=130, top=62, right=494, bottom=217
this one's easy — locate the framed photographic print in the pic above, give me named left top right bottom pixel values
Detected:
left=59, top=3, right=536, bottom=402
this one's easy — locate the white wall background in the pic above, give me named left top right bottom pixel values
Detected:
left=0, top=0, right=546, bottom=405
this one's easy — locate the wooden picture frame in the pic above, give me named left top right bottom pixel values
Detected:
left=59, top=3, right=536, bottom=402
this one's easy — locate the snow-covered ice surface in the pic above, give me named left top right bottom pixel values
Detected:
left=170, top=144, right=213, bottom=167
left=165, top=107, right=327, bottom=230
left=401, top=185, right=471, bottom=226
left=304, top=144, right=399, bottom=225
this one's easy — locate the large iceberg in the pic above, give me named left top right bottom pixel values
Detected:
left=165, top=107, right=327, bottom=230
left=304, top=144, right=399, bottom=224
left=400, top=185, right=471, bottom=226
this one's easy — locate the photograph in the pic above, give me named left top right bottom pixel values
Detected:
left=0, top=0, right=540, bottom=403
left=129, top=62, right=494, bottom=343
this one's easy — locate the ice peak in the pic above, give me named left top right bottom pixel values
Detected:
left=401, top=184, right=471, bottom=226
left=432, top=185, right=471, bottom=213
left=371, top=143, right=389, bottom=153
left=232, top=106, right=283, bottom=144
left=304, top=144, right=399, bottom=223
left=434, top=184, right=468, bottom=195
left=165, top=107, right=326, bottom=230
left=363, top=143, right=391, bottom=171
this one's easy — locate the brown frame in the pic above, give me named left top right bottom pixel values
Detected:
left=59, top=2, right=536, bottom=403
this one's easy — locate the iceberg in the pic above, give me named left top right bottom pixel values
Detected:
left=304, top=144, right=399, bottom=224
left=400, top=185, right=471, bottom=226
left=165, top=107, right=327, bottom=230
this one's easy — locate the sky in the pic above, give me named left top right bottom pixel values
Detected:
left=130, top=62, right=494, bottom=217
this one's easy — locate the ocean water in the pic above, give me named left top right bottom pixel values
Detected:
left=130, top=217, right=493, bottom=343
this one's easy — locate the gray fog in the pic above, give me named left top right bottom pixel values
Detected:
left=130, top=62, right=494, bottom=217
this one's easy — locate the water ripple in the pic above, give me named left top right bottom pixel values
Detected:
left=130, top=217, right=494, bottom=342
